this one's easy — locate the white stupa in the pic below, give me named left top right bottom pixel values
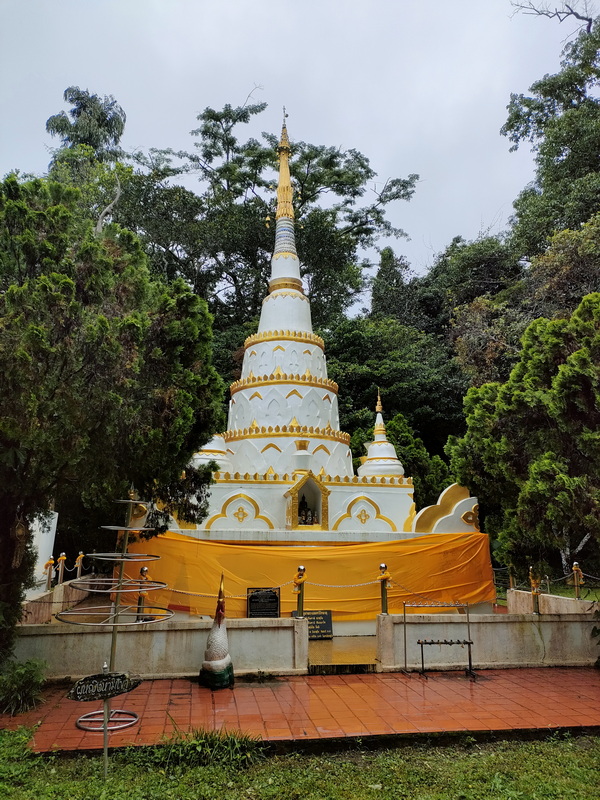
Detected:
left=181, top=120, right=416, bottom=544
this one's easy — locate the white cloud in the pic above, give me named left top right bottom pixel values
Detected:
left=0, top=0, right=569, bottom=271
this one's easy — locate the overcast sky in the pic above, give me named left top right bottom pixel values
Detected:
left=0, top=0, right=576, bottom=275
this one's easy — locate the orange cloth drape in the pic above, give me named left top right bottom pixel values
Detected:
left=126, top=531, right=495, bottom=621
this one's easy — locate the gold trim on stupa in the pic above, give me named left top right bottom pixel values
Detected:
left=244, top=330, right=325, bottom=351
left=276, top=117, right=294, bottom=221
left=229, top=371, right=338, bottom=397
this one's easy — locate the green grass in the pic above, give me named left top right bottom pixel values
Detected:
left=494, top=581, right=600, bottom=603
left=542, top=584, right=600, bottom=602
left=2, top=727, right=599, bottom=800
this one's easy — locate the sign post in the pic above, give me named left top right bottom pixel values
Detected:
left=68, top=664, right=142, bottom=779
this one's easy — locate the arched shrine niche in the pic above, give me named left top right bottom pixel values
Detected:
left=284, top=472, right=330, bottom=530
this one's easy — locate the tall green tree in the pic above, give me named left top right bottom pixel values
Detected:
left=113, top=102, right=418, bottom=330
left=502, top=19, right=600, bottom=257
left=447, top=292, right=600, bottom=574
left=450, top=212, right=600, bottom=386
left=450, top=293, right=529, bottom=386
left=0, top=176, right=224, bottom=662
left=380, top=236, right=522, bottom=342
left=370, top=247, right=417, bottom=320
left=46, top=86, right=126, bottom=164
left=323, top=317, right=469, bottom=458
left=45, top=87, right=130, bottom=240
left=523, top=211, right=600, bottom=318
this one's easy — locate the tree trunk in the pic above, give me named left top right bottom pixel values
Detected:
left=0, top=503, right=34, bottom=666
left=559, top=529, right=571, bottom=575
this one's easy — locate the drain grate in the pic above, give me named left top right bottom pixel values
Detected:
left=308, top=662, right=377, bottom=675
left=308, top=636, right=377, bottom=674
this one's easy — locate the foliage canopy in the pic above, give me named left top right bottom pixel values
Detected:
left=447, top=293, right=600, bottom=573
left=0, top=175, right=223, bottom=661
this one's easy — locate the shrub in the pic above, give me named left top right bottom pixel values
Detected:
left=0, top=659, right=46, bottom=716
left=120, top=725, right=266, bottom=769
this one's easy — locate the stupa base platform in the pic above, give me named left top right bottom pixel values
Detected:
left=170, top=526, right=430, bottom=545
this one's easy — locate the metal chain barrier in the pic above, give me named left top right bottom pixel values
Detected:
left=167, top=580, right=296, bottom=600
left=582, top=571, right=600, bottom=583
left=305, top=580, right=379, bottom=588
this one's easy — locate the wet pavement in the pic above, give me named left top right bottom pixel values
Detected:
left=2, top=667, right=599, bottom=752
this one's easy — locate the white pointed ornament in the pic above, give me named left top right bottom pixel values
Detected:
left=199, top=574, right=234, bottom=690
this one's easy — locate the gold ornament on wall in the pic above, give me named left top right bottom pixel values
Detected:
left=461, top=504, right=480, bottom=531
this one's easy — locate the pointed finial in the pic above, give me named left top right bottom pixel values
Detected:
left=216, top=573, right=225, bottom=627
left=278, top=111, right=291, bottom=153
left=376, top=389, right=383, bottom=413
left=276, top=113, right=294, bottom=219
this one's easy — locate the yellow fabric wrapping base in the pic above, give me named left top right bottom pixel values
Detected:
left=126, top=531, right=495, bottom=621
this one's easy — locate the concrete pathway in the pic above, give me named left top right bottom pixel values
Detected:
left=2, top=668, right=599, bottom=752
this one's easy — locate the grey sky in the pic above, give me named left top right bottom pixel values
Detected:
left=0, top=0, right=574, bottom=274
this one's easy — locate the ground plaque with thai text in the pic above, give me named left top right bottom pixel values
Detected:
left=293, top=609, right=333, bottom=639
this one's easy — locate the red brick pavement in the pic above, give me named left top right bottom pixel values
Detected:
left=1, top=668, right=598, bottom=752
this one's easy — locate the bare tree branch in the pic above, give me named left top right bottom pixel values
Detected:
left=511, top=2, right=594, bottom=33
left=573, top=530, right=593, bottom=555
left=95, top=173, right=121, bottom=236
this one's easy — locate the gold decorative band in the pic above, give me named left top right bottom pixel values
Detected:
left=269, top=277, right=303, bottom=293
left=244, top=330, right=325, bottom=351
left=262, top=291, right=308, bottom=304
left=213, top=470, right=411, bottom=486
left=229, top=372, right=338, bottom=397
left=222, top=424, right=350, bottom=445
left=276, top=200, right=294, bottom=219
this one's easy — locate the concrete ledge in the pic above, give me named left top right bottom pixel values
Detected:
left=507, top=589, right=599, bottom=615
left=21, top=582, right=91, bottom=625
left=376, top=613, right=598, bottom=671
left=15, top=616, right=309, bottom=679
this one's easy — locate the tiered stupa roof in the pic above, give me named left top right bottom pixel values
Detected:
left=217, top=117, right=354, bottom=479
left=189, top=118, right=416, bottom=540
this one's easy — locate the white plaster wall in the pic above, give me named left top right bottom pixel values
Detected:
left=202, top=484, right=284, bottom=530
left=17, top=613, right=598, bottom=679
left=268, top=253, right=302, bottom=284
left=214, top=438, right=353, bottom=481
left=328, top=484, right=414, bottom=534
left=432, top=497, right=479, bottom=533
left=507, top=589, right=600, bottom=615
left=180, top=526, right=433, bottom=544
left=258, top=291, right=312, bottom=333
left=30, top=512, right=58, bottom=586
left=376, top=613, right=598, bottom=671
left=15, top=617, right=309, bottom=679
left=196, top=481, right=415, bottom=535
left=242, top=342, right=326, bottom=381
left=229, top=385, right=337, bottom=431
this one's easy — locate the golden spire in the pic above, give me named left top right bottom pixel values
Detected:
left=276, top=110, right=294, bottom=220
left=374, top=389, right=385, bottom=435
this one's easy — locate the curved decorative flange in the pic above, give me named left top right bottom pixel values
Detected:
left=55, top=605, right=174, bottom=626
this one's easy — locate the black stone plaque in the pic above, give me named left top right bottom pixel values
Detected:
left=247, top=587, right=280, bottom=618
left=293, top=609, right=333, bottom=640
left=67, top=672, right=142, bottom=702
